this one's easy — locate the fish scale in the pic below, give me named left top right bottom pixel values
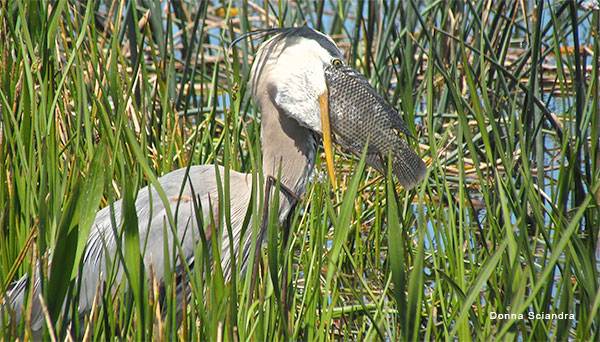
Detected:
left=324, top=64, right=427, bottom=190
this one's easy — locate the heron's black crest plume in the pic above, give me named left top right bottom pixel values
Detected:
left=230, top=27, right=341, bottom=59
left=229, top=28, right=288, bottom=51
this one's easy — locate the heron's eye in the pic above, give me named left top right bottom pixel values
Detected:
left=331, top=58, right=343, bottom=66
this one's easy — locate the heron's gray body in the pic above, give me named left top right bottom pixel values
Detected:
left=8, top=165, right=254, bottom=332
left=7, top=113, right=315, bottom=333
left=4, top=26, right=426, bottom=337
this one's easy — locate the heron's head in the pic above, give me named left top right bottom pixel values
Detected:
left=249, top=27, right=342, bottom=132
left=248, top=27, right=344, bottom=187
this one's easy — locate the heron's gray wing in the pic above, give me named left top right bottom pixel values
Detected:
left=9, top=165, right=254, bottom=333
left=82, top=166, right=253, bottom=308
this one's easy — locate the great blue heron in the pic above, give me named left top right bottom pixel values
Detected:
left=3, top=26, right=426, bottom=337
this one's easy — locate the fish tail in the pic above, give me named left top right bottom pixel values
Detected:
left=392, top=148, right=427, bottom=190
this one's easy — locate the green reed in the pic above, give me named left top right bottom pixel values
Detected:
left=1, top=0, right=598, bottom=341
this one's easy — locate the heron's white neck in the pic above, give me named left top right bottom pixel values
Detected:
left=260, top=98, right=317, bottom=222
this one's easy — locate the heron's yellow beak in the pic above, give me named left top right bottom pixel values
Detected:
left=319, top=90, right=336, bottom=190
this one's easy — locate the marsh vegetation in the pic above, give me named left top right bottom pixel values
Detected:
left=1, top=0, right=599, bottom=340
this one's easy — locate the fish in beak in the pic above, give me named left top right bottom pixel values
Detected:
left=321, top=64, right=427, bottom=190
